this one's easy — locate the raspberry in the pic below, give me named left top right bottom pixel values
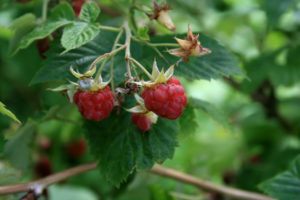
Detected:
left=36, top=37, right=50, bottom=59
left=142, top=77, right=187, bottom=120
left=72, top=0, right=85, bottom=17
left=73, top=86, right=114, bottom=121
left=66, top=138, right=86, bottom=158
left=34, top=156, right=52, bottom=178
left=131, top=113, right=151, bottom=131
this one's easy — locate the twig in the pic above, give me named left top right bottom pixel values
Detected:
left=42, top=0, right=49, bottom=22
left=99, top=25, right=121, bottom=32
left=127, top=57, right=153, bottom=80
left=89, top=45, right=126, bottom=70
left=124, top=20, right=133, bottom=79
left=0, top=162, right=274, bottom=200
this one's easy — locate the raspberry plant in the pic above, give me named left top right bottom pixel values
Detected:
left=2, top=0, right=300, bottom=199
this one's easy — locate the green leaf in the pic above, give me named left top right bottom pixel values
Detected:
left=4, top=121, right=36, bottom=171
left=138, top=27, right=150, bottom=41
left=31, top=31, right=126, bottom=85
left=17, top=3, right=75, bottom=54
left=0, top=162, right=22, bottom=186
left=259, top=155, right=300, bottom=200
left=0, top=101, right=21, bottom=124
left=8, top=13, right=36, bottom=56
left=179, top=103, right=197, bottom=136
left=0, top=133, right=4, bottom=154
left=189, top=98, right=232, bottom=131
left=83, top=108, right=179, bottom=185
left=79, top=2, right=100, bottom=22
left=270, top=46, right=300, bottom=86
left=263, top=0, right=298, bottom=26
left=135, top=33, right=243, bottom=80
left=148, top=184, right=175, bottom=200
left=61, top=22, right=100, bottom=53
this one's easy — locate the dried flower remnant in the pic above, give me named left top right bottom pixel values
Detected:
left=148, top=2, right=176, bottom=31
left=168, top=26, right=212, bottom=62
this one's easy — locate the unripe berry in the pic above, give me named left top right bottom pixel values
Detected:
left=73, top=86, right=114, bottom=121
left=142, top=77, right=187, bottom=120
left=131, top=113, right=151, bottom=131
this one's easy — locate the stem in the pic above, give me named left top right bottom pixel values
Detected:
left=124, top=20, right=133, bottom=79
left=89, top=45, right=126, bottom=70
left=0, top=163, right=275, bottom=200
left=127, top=57, right=152, bottom=80
left=99, top=25, right=122, bottom=32
left=110, top=57, right=115, bottom=91
left=132, top=37, right=180, bottom=47
left=42, top=0, right=49, bottom=22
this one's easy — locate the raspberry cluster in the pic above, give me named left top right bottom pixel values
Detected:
left=73, top=86, right=114, bottom=121
left=131, top=113, right=151, bottom=132
left=142, top=78, right=187, bottom=120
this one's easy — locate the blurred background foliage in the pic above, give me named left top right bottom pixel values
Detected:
left=1, top=0, right=300, bottom=199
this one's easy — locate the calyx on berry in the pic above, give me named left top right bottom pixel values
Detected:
left=127, top=94, right=158, bottom=124
left=142, top=59, right=174, bottom=88
left=70, top=66, right=110, bottom=91
left=168, top=26, right=212, bottom=62
left=148, top=1, right=176, bottom=31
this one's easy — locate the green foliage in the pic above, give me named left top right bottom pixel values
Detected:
left=10, top=3, right=75, bottom=55
left=259, top=155, right=300, bottom=200
left=79, top=2, right=100, bottom=23
left=263, top=0, right=298, bottom=26
left=4, top=121, right=36, bottom=171
left=0, top=101, right=21, bottom=124
left=189, top=98, right=232, bottom=131
left=148, top=185, right=175, bottom=200
left=61, top=22, right=100, bottom=53
left=83, top=109, right=179, bottom=185
left=138, top=34, right=243, bottom=80
left=0, top=162, right=22, bottom=186
left=8, top=13, right=36, bottom=56
left=137, top=27, right=150, bottom=40
left=179, top=103, right=197, bottom=136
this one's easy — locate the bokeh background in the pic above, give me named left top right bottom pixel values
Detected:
left=1, top=0, right=300, bottom=199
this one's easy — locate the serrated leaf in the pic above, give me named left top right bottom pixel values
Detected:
left=0, top=162, right=22, bottom=186
left=79, top=2, right=100, bottom=22
left=263, top=0, right=298, bottom=26
left=189, top=98, right=232, bottom=131
left=31, top=31, right=126, bottom=85
left=4, top=121, right=36, bottom=171
left=11, top=2, right=75, bottom=55
left=0, top=101, right=21, bottom=124
left=83, top=109, right=178, bottom=185
left=179, top=103, right=197, bottom=136
left=8, top=14, right=36, bottom=55
left=259, top=155, right=300, bottom=200
left=61, top=22, right=100, bottom=53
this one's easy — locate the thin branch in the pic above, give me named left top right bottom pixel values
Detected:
left=127, top=57, right=153, bottom=80
left=98, top=25, right=121, bottom=32
left=123, top=20, right=133, bottom=79
left=42, top=0, right=49, bottom=22
left=0, top=162, right=274, bottom=200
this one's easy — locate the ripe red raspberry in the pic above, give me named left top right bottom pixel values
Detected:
left=73, top=86, right=114, bottom=121
left=66, top=138, right=86, bottom=158
left=72, top=0, right=85, bottom=17
left=142, top=77, right=187, bottom=120
left=131, top=113, right=151, bottom=131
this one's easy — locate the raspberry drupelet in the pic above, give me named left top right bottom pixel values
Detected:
left=73, top=86, right=114, bottom=121
left=142, top=77, right=187, bottom=120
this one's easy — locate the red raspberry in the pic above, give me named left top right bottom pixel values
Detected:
left=66, top=138, right=86, bottom=158
left=72, top=0, right=85, bottom=17
left=36, top=37, right=50, bottom=59
left=34, top=156, right=52, bottom=178
left=73, top=86, right=114, bottom=121
left=131, top=113, right=151, bottom=131
left=142, top=77, right=187, bottom=120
